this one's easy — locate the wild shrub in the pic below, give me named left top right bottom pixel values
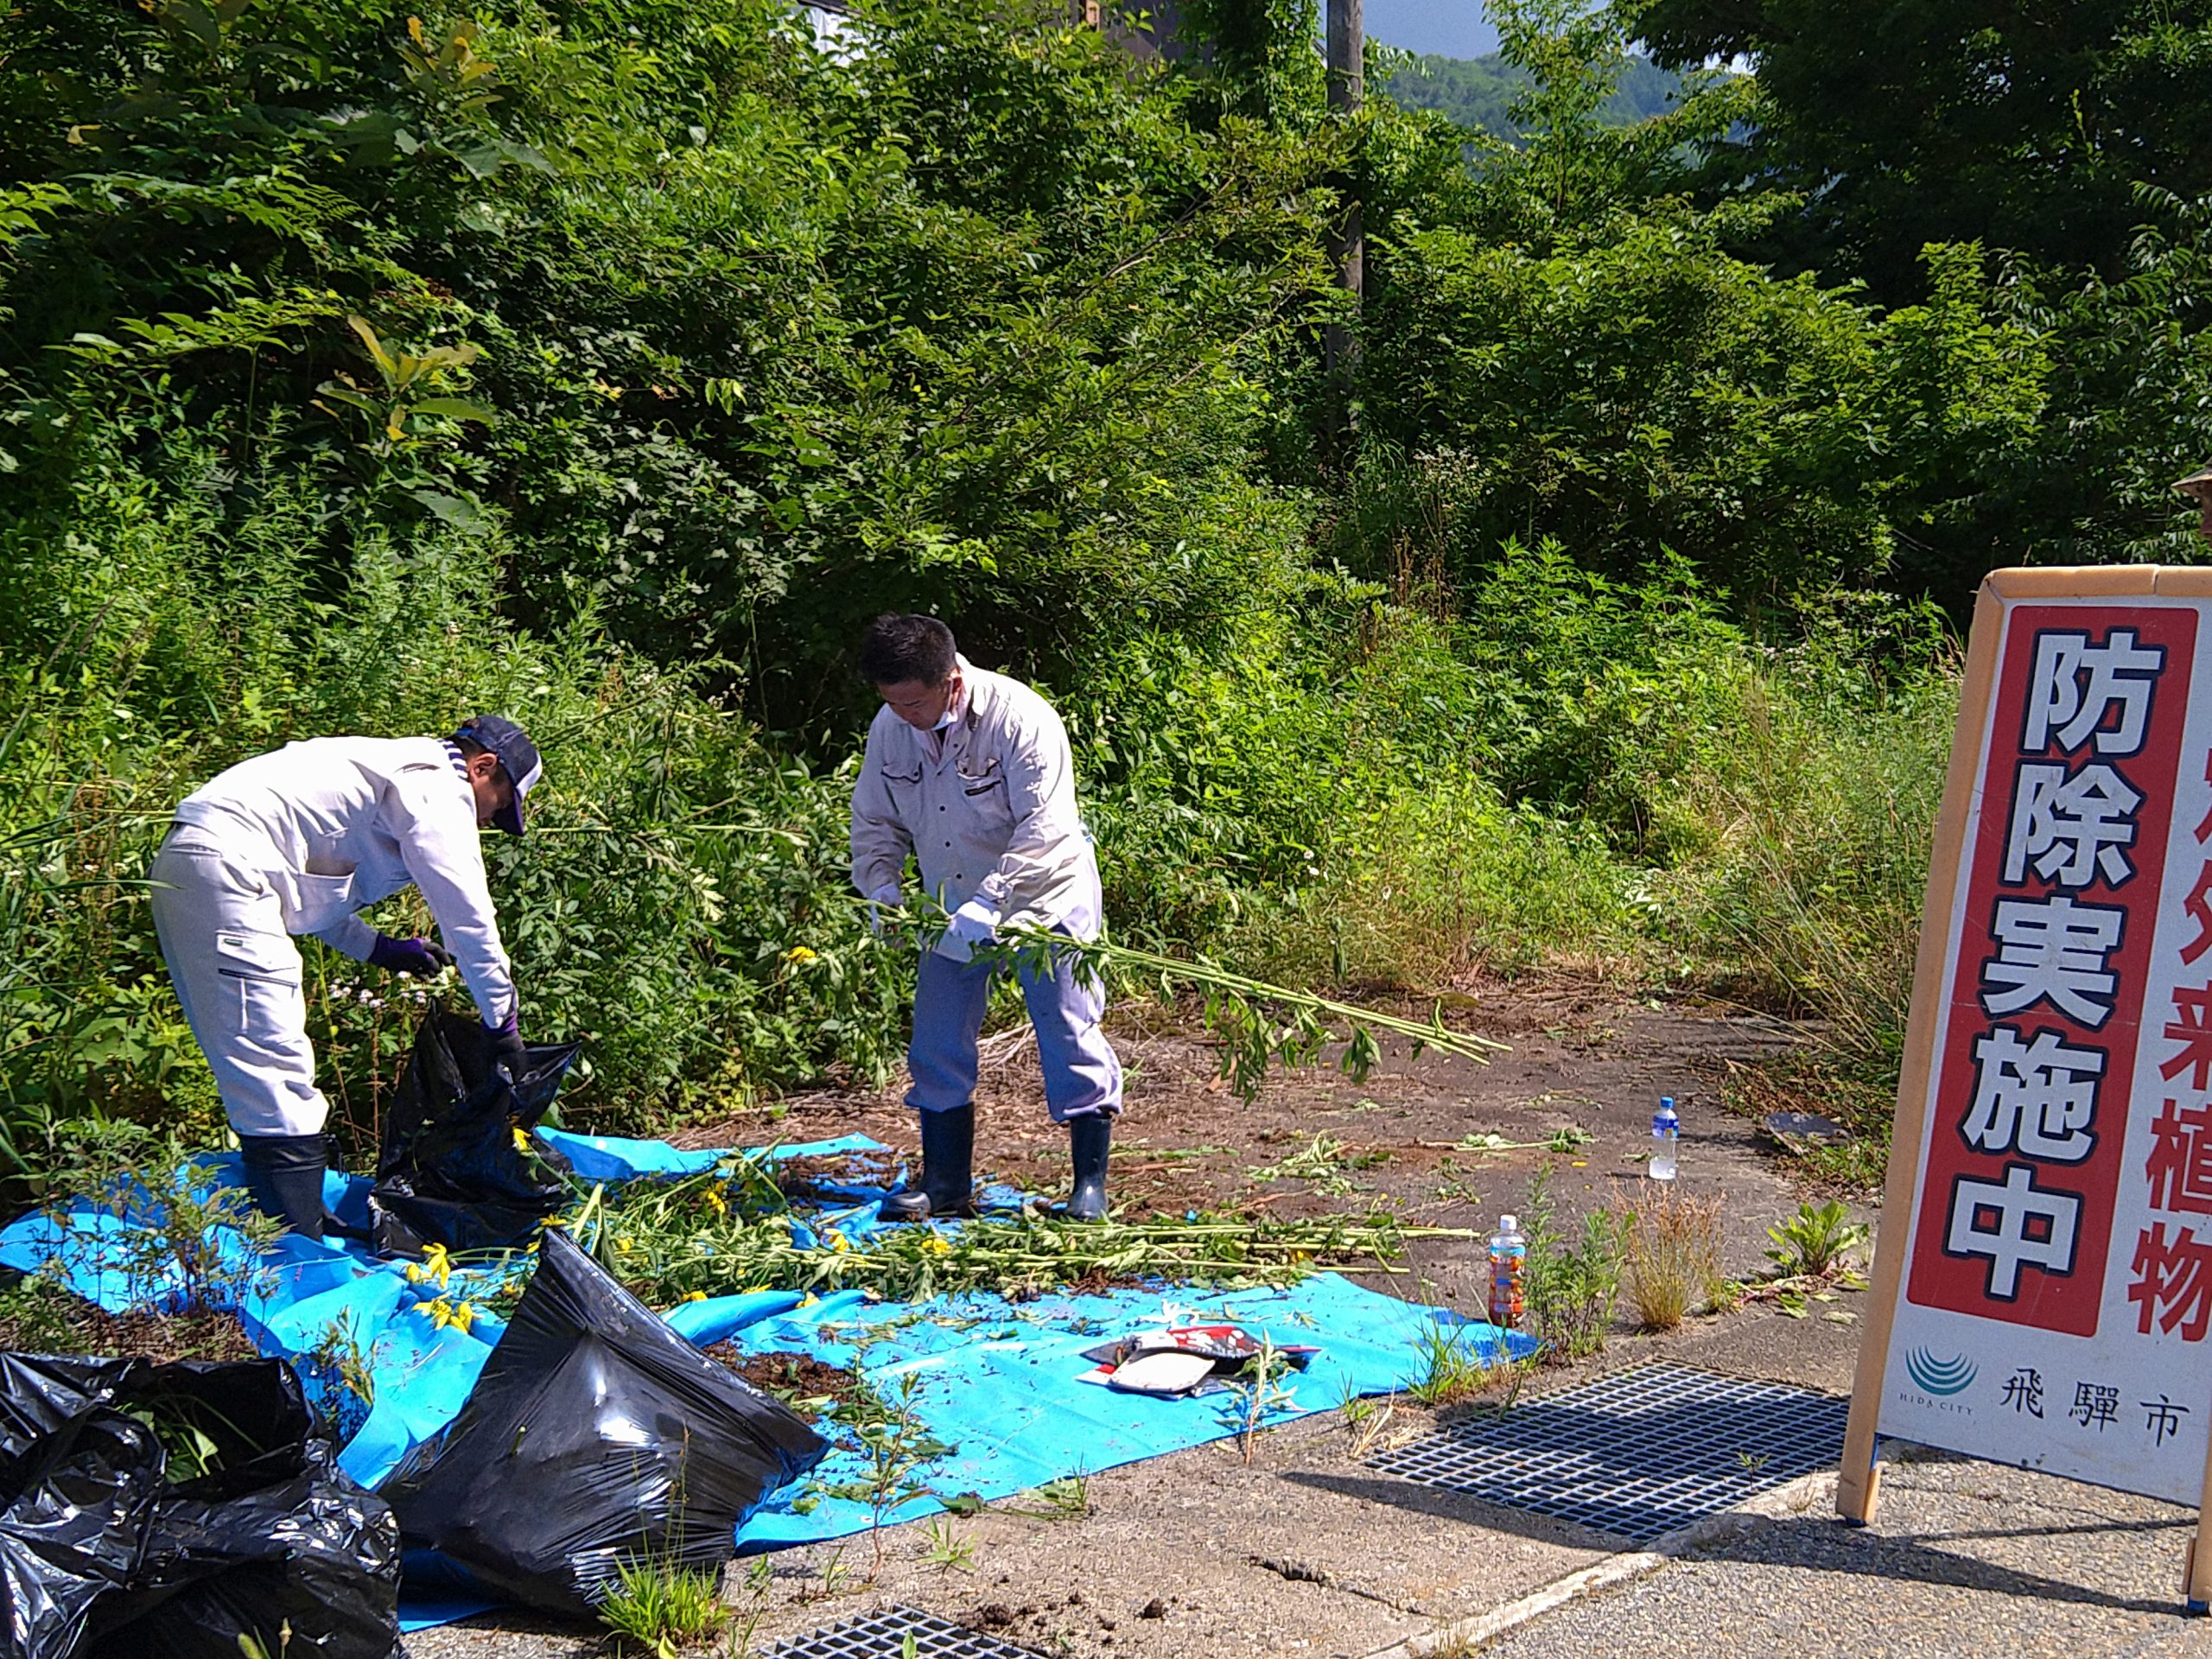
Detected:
left=1617, top=1181, right=1726, bottom=1331
left=1521, top=1166, right=1624, bottom=1361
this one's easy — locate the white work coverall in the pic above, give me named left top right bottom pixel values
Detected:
left=850, top=659, right=1122, bottom=1122
left=149, top=736, right=518, bottom=1136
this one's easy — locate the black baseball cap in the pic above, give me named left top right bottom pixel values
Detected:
left=453, top=715, right=543, bottom=836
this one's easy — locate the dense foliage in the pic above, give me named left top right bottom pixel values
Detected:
left=1, top=0, right=2205, bottom=1168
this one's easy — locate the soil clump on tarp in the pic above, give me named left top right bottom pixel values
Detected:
left=772, top=1150, right=899, bottom=1201
left=704, top=1347, right=865, bottom=1418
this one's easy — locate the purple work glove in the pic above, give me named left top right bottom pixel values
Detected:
left=368, top=933, right=454, bottom=977
left=484, top=1004, right=527, bottom=1080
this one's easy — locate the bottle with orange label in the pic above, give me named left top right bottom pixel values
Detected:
left=1488, top=1212, right=1528, bottom=1330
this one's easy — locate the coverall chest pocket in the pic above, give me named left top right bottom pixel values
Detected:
left=213, top=929, right=307, bottom=1046
left=957, top=756, right=1011, bottom=829
left=880, top=765, right=923, bottom=817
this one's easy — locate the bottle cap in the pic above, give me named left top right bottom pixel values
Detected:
left=1499, top=1215, right=1518, bottom=1232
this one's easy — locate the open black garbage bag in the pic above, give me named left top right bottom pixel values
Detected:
left=381, top=1228, right=827, bottom=1617
left=1, top=1354, right=401, bottom=1659
left=371, top=1005, right=581, bottom=1256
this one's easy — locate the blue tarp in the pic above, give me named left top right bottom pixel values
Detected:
left=0, top=1130, right=1532, bottom=1630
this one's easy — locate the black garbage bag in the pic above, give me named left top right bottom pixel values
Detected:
left=371, top=1006, right=581, bottom=1256
left=1, top=1355, right=165, bottom=1659
left=0, top=1354, right=401, bottom=1659
left=381, top=1228, right=828, bottom=1617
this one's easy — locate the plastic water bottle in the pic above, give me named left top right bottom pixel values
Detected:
left=1650, top=1096, right=1680, bottom=1181
left=1489, top=1214, right=1528, bottom=1330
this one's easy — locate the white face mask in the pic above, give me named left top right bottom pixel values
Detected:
left=932, top=671, right=963, bottom=730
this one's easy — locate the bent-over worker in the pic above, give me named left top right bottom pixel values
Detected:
left=149, top=716, right=542, bottom=1238
left=849, top=614, right=1123, bottom=1222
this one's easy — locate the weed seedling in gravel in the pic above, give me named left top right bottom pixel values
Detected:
left=1408, top=1319, right=1496, bottom=1408
left=598, top=1557, right=728, bottom=1656
left=1338, top=1381, right=1398, bottom=1458
left=919, top=1516, right=977, bottom=1573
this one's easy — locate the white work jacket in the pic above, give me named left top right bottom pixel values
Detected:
left=172, top=736, right=518, bottom=1026
left=850, top=658, right=1100, bottom=942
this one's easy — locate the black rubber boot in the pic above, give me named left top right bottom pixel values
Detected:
left=880, top=1103, right=976, bottom=1222
left=238, top=1132, right=329, bottom=1241
left=1062, top=1113, right=1112, bottom=1223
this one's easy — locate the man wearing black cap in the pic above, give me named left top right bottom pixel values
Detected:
left=148, top=717, right=543, bottom=1237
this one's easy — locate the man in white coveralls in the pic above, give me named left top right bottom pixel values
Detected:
left=149, top=716, right=542, bottom=1239
left=849, top=615, right=1123, bottom=1222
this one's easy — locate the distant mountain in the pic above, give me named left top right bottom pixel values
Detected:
left=1382, top=51, right=1686, bottom=138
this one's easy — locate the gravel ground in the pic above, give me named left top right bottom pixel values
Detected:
left=1480, top=1454, right=2207, bottom=1659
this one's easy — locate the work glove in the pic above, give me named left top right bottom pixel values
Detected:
left=865, top=884, right=905, bottom=937
left=368, top=933, right=454, bottom=978
left=939, top=899, right=1001, bottom=963
left=484, top=1006, right=528, bottom=1082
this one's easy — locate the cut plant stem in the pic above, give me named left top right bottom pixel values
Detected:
left=930, top=912, right=1508, bottom=1103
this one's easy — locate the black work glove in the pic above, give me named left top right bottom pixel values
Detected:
left=369, top=933, right=454, bottom=977
left=484, top=1007, right=528, bottom=1081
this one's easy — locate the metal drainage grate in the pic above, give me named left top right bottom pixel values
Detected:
left=1367, top=1362, right=1848, bottom=1545
left=763, top=1605, right=1038, bottom=1659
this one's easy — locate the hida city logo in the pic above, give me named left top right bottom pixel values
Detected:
left=1904, top=1347, right=1978, bottom=1396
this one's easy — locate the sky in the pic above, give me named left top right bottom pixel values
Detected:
left=1361, top=0, right=1500, bottom=60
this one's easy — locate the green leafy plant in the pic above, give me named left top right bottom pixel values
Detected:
left=1765, top=1200, right=1872, bottom=1277
left=1217, top=1332, right=1300, bottom=1465
left=918, top=1516, right=977, bottom=1573
left=808, top=1375, right=955, bottom=1581
left=597, top=1557, right=729, bottom=1657
left=1406, top=1319, right=1500, bottom=1408
left=1520, top=1166, right=1625, bottom=1361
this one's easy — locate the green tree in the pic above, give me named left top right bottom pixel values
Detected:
left=1627, top=0, right=2212, bottom=295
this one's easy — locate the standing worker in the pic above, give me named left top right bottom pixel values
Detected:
left=850, top=615, right=1123, bottom=1222
left=149, top=717, right=542, bottom=1238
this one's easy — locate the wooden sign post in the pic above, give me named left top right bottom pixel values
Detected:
left=1842, top=566, right=2212, bottom=1610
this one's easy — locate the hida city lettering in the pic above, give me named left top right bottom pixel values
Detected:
left=1909, top=610, right=2196, bottom=1336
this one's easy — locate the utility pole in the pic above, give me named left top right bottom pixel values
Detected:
left=1325, top=0, right=1363, bottom=442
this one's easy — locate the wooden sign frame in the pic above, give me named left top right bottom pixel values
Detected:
left=1840, top=564, right=2212, bottom=1611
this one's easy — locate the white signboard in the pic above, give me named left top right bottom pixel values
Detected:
left=1843, top=568, right=2212, bottom=1605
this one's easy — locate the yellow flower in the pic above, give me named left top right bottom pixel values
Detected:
left=828, top=1230, right=851, bottom=1254
left=680, top=1289, right=708, bottom=1303
left=784, top=945, right=818, bottom=964
left=404, top=1243, right=454, bottom=1290
left=512, top=1126, right=531, bottom=1153
left=704, top=1190, right=728, bottom=1217
left=429, top=1300, right=477, bottom=1335
left=921, top=1232, right=952, bottom=1256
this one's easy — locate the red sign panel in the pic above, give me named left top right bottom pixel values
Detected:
left=1906, top=605, right=2199, bottom=1335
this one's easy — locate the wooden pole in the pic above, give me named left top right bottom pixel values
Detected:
left=1325, top=0, right=1363, bottom=438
